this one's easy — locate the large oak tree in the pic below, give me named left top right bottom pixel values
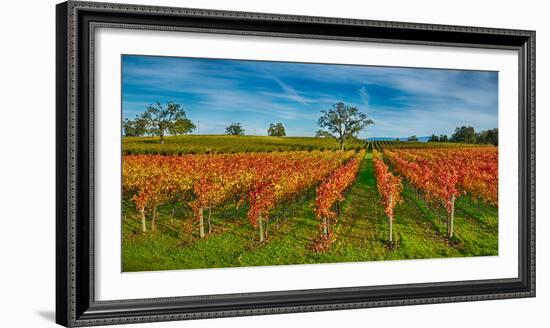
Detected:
left=142, top=102, right=195, bottom=143
left=267, top=122, right=286, bottom=137
left=317, top=102, right=374, bottom=150
left=225, top=122, right=245, bottom=136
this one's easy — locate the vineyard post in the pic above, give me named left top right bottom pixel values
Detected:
left=152, top=205, right=160, bottom=231
left=140, top=206, right=146, bottom=233
left=322, top=217, right=328, bottom=236
left=198, top=207, right=205, bottom=238
left=207, top=205, right=212, bottom=234
left=258, top=215, right=264, bottom=242
left=388, top=195, right=393, bottom=243
left=448, top=195, right=455, bottom=238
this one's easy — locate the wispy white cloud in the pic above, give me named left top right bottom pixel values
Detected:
left=272, top=79, right=311, bottom=105
left=359, top=86, right=370, bottom=109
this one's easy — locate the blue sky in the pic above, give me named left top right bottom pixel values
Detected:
left=122, top=55, right=498, bottom=139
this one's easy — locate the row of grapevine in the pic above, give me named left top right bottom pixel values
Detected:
left=312, top=150, right=365, bottom=252
left=367, top=140, right=488, bottom=150
left=372, top=150, right=403, bottom=244
left=387, top=147, right=498, bottom=205
left=368, top=140, right=400, bottom=150
left=122, top=150, right=359, bottom=241
left=383, top=147, right=498, bottom=238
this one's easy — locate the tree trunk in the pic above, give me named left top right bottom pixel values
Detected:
left=159, top=128, right=165, bottom=144
left=207, top=205, right=212, bottom=234
left=198, top=207, right=205, bottom=238
left=448, top=195, right=455, bottom=238
left=322, top=217, right=328, bottom=236
left=171, top=208, right=175, bottom=224
left=340, top=140, right=345, bottom=151
left=258, top=215, right=264, bottom=242
left=151, top=205, right=158, bottom=231
left=140, top=207, right=146, bottom=233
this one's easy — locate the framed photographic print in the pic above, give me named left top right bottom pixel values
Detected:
left=56, top=1, right=535, bottom=326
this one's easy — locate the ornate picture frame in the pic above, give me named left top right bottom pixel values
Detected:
left=56, top=1, right=535, bottom=326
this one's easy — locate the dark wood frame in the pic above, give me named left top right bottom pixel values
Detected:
left=56, top=1, right=536, bottom=326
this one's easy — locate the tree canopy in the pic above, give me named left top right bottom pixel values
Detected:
left=315, top=130, right=334, bottom=138
left=428, top=127, right=497, bottom=145
left=267, top=123, right=286, bottom=137
left=476, top=128, right=498, bottom=146
left=123, top=116, right=149, bottom=137
left=450, top=126, right=498, bottom=145
left=122, top=101, right=195, bottom=143
left=317, top=102, right=374, bottom=150
left=225, top=122, right=245, bottom=136
left=451, top=125, right=477, bottom=144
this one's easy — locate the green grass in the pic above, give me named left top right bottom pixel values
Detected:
left=122, top=135, right=366, bottom=155
left=122, top=152, right=498, bottom=272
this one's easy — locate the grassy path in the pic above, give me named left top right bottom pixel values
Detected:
left=122, top=152, right=498, bottom=271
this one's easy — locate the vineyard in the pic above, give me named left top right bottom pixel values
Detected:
left=117, top=53, right=501, bottom=271
left=122, top=135, right=484, bottom=155
left=367, top=140, right=484, bottom=150
left=122, top=135, right=366, bottom=155
left=383, top=147, right=497, bottom=240
left=123, top=150, right=363, bottom=243
left=122, top=141, right=498, bottom=271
